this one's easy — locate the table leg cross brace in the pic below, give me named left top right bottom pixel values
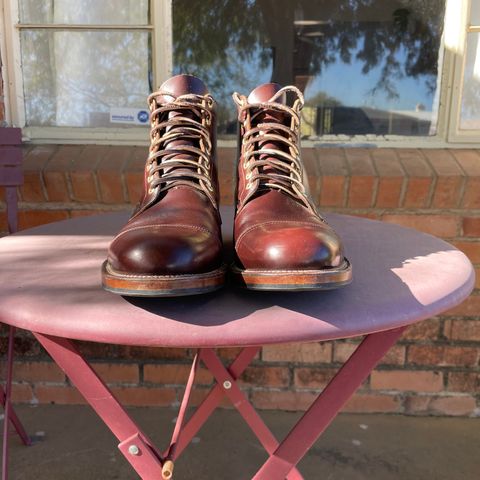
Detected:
left=33, top=326, right=405, bottom=480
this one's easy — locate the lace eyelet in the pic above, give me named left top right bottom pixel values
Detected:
left=245, top=172, right=252, bottom=180
left=242, top=161, right=249, bottom=170
left=246, top=182, right=252, bottom=190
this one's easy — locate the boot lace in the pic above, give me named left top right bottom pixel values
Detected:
left=233, top=86, right=315, bottom=213
left=145, top=90, right=216, bottom=206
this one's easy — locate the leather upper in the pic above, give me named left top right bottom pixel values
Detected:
left=233, top=83, right=345, bottom=271
left=107, top=75, right=222, bottom=275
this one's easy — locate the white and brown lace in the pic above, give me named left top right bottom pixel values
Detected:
left=233, top=86, right=316, bottom=213
left=145, top=90, right=216, bottom=207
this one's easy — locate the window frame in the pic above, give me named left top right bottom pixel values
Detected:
left=447, top=0, right=480, bottom=142
left=1, top=0, right=478, bottom=146
left=0, top=0, right=172, bottom=144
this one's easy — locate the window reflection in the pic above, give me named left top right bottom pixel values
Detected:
left=173, top=0, right=445, bottom=137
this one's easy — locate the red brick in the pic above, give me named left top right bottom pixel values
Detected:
left=450, top=149, right=480, bottom=175
left=70, top=171, right=98, bottom=202
left=319, top=176, right=345, bottom=207
left=240, top=366, right=290, bottom=387
left=423, top=149, right=464, bottom=176
left=345, top=149, right=376, bottom=208
left=20, top=172, right=46, bottom=202
left=262, top=342, right=332, bottom=363
left=293, top=367, right=336, bottom=388
left=22, top=145, right=56, bottom=171
left=144, top=364, right=212, bottom=385
left=401, top=318, right=440, bottom=340
left=125, top=172, right=144, bottom=204
left=404, top=395, right=431, bottom=414
left=43, top=171, right=70, bottom=202
left=407, top=345, right=479, bottom=367
left=347, top=176, right=376, bottom=207
left=11, top=384, right=34, bottom=403
left=431, top=176, right=463, bottom=208
left=302, top=148, right=320, bottom=194
left=371, top=149, right=404, bottom=208
left=444, top=294, right=480, bottom=316
left=463, top=217, right=480, bottom=237
left=251, top=390, right=318, bottom=411
left=428, top=396, right=476, bottom=416
left=318, top=148, right=348, bottom=207
left=381, top=214, right=458, bottom=237
left=10, top=361, right=65, bottom=382
left=118, top=346, right=190, bottom=360
left=110, top=386, right=176, bottom=407
left=217, top=148, right=235, bottom=205
left=451, top=241, right=480, bottom=263
left=333, top=342, right=405, bottom=365
left=376, top=176, right=404, bottom=208
left=398, top=149, right=433, bottom=176
left=97, top=172, right=126, bottom=204
left=447, top=372, right=480, bottom=392
left=124, top=147, right=147, bottom=203
left=403, top=177, right=432, bottom=208
left=18, top=210, right=69, bottom=230
left=96, top=146, right=131, bottom=203
left=92, top=363, right=139, bottom=384
left=343, top=393, right=401, bottom=413
left=35, top=385, right=86, bottom=405
left=370, top=370, right=443, bottom=392
left=461, top=178, right=480, bottom=209
left=450, top=151, right=480, bottom=208
left=217, top=347, right=255, bottom=360
left=444, top=319, right=480, bottom=340
left=317, top=148, right=349, bottom=176
left=76, top=341, right=119, bottom=358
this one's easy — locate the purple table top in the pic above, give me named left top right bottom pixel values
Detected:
left=0, top=208, right=474, bottom=347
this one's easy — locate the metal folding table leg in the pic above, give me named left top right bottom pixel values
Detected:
left=2, top=326, right=31, bottom=480
left=253, top=327, right=407, bottom=480
left=34, top=333, right=166, bottom=480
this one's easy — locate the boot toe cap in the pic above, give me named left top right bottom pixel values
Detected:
left=236, top=223, right=344, bottom=270
left=108, top=226, right=221, bottom=275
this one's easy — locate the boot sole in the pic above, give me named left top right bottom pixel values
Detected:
left=101, top=261, right=227, bottom=297
left=230, top=259, right=352, bottom=291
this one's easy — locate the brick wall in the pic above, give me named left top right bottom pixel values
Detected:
left=0, top=145, right=479, bottom=416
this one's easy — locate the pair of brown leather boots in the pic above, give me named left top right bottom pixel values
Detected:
left=102, top=74, right=351, bottom=297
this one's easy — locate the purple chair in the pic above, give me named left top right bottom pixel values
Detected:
left=0, top=127, right=30, bottom=480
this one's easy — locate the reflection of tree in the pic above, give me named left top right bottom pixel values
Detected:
left=173, top=0, right=444, bottom=104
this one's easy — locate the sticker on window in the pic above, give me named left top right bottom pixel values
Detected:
left=110, top=108, right=150, bottom=125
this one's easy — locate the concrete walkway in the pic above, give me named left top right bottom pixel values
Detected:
left=2, top=405, right=479, bottom=479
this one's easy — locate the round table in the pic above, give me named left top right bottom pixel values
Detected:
left=0, top=209, right=474, bottom=480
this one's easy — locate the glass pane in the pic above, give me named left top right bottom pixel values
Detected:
left=21, top=30, right=151, bottom=127
left=460, top=33, right=480, bottom=130
left=471, top=0, right=480, bottom=26
left=19, top=0, right=150, bottom=25
left=172, top=0, right=445, bottom=137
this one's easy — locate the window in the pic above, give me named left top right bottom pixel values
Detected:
left=448, top=0, right=480, bottom=141
left=1, top=0, right=479, bottom=144
left=1, top=0, right=171, bottom=142
left=173, top=0, right=446, bottom=139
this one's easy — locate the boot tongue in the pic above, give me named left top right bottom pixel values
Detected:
left=247, top=83, right=290, bottom=190
left=153, top=75, right=210, bottom=189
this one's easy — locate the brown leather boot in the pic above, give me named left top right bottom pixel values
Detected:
left=102, top=75, right=226, bottom=296
left=231, top=83, right=352, bottom=291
